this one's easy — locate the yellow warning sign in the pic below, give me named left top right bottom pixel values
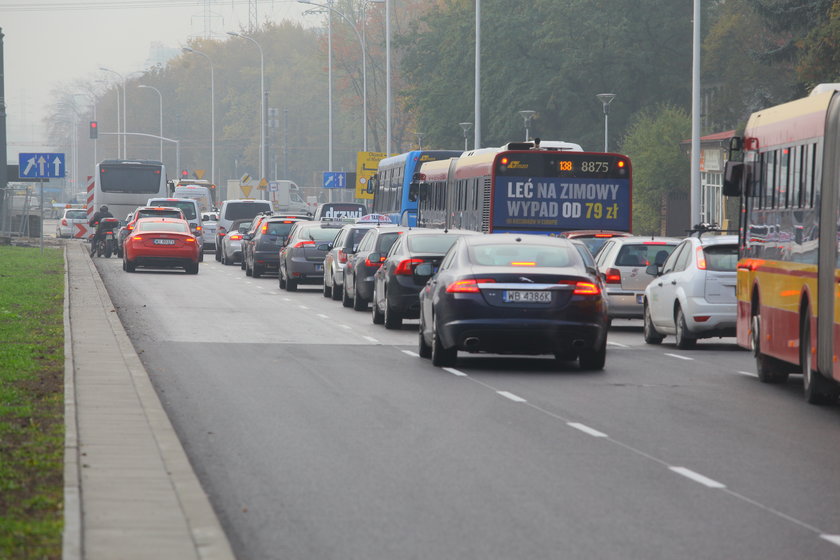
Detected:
left=241, top=185, right=253, bottom=198
left=257, top=177, right=269, bottom=190
left=194, top=169, right=205, bottom=179
left=355, top=151, right=387, bottom=200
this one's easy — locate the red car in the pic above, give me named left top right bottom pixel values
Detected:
left=123, top=217, right=201, bottom=274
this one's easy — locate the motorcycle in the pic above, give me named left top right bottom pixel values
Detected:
left=93, top=218, right=121, bottom=258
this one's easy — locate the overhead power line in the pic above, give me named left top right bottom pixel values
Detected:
left=0, top=0, right=283, bottom=12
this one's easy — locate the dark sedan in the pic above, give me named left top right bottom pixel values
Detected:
left=418, top=234, right=609, bottom=369
left=278, top=222, right=343, bottom=291
left=343, top=226, right=408, bottom=311
left=372, top=228, right=479, bottom=329
left=243, top=217, right=303, bottom=277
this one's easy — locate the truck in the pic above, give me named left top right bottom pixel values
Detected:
left=269, top=180, right=310, bottom=215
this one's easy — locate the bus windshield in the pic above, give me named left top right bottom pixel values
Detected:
left=99, top=163, right=163, bottom=194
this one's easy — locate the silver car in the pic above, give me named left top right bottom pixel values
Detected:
left=56, top=207, right=89, bottom=238
left=643, top=234, right=738, bottom=348
left=594, top=236, right=680, bottom=319
left=278, top=222, right=342, bottom=291
left=219, top=219, right=252, bottom=266
left=201, top=212, right=218, bottom=250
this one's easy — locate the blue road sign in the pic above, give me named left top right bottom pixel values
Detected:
left=18, top=153, right=65, bottom=179
left=323, top=171, right=346, bottom=189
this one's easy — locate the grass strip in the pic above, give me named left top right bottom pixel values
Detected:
left=0, top=246, right=65, bottom=559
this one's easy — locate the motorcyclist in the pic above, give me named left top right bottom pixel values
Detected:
left=89, top=205, right=115, bottom=256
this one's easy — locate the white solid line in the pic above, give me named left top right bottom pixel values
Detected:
left=402, top=350, right=419, bottom=358
left=317, top=314, right=329, bottom=319
left=567, top=422, right=608, bottom=438
left=669, top=466, right=726, bottom=488
left=665, top=353, right=693, bottom=361
left=442, top=367, right=467, bottom=377
left=821, top=535, right=840, bottom=548
left=737, top=370, right=758, bottom=378
left=607, top=341, right=628, bottom=348
left=497, top=391, right=527, bottom=403
left=363, top=336, right=379, bottom=343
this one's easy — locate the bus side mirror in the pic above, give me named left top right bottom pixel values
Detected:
left=723, top=161, right=743, bottom=197
left=366, top=176, right=378, bottom=195
left=408, top=181, right=420, bottom=202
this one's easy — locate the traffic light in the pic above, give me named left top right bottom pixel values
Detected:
left=89, top=121, right=98, bottom=139
left=181, top=169, right=189, bottom=178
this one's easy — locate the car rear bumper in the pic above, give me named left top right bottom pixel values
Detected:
left=684, top=298, right=737, bottom=337
left=253, top=252, right=280, bottom=270
left=439, top=318, right=607, bottom=355
left=131, top=256, right=198, bottom=268
left=605, top=291, right=644, bottom=318
left=286, top=258, right=325, bottom=283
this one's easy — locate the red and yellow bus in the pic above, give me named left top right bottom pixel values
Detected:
left=724, top=84, right=840, bottom=404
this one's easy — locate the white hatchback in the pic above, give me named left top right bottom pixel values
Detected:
left=56, top=207, right=89, bottom=238
left=643, top=234, right=739, bottom=348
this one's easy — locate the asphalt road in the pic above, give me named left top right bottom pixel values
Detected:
left=93, top=253, right=840, bottom=560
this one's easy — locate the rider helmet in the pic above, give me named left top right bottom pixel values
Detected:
left=100, top=205, right=108, bottom=212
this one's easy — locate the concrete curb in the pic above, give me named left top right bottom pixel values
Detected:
left=63, top=243, right=82, bottom=560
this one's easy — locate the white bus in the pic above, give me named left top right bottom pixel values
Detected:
left=94, top=160, right=167, bottom=221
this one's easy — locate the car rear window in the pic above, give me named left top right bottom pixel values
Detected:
left=224, top=202, right=272, bottom=221
left=301, top=226, right=341, bottom=242
left=376, top=232, right=402, bottom=253
left=407, top=235, right=460, bottom=254
left=138, top=209, right=182, bottom=219
left=136, top=221, right=189, bottom=233
left=265, top=222, right=296, bottom=236
left=148, top=200, right=197, bottom=220
left=470, top=244, right=576, bottom=267
left=703, top=244, right=738, bottom=271
left=615, top=243, right=676, bottom=267
left=66, top=210, right=87, bottom=220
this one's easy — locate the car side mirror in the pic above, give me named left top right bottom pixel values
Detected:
left=243, top=233, right=254, bottom=241
left=646, top=263, right=661, bottom=276
left=317, top=243, right=331, bottom=251
left=414, top=262, right=434, bottom=277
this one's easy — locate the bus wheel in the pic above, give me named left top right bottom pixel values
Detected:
left=751, top=312, right=788, bottom=384
left=801, top=311, right=839, bottom=405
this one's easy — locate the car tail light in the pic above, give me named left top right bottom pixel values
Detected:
left=604, top=268, right=621, bottom=284
left=127, top=224, right=134, bottom=231
left=696, top=246, right=707, bottom=270
left=558, top=280, right=601, bottom=295
left=365, top=255, right=386, bottom=267
left=230, top=234, right=242, bottom=240
left=694, top=315, right=710, bottom=322
left=594, top=233, right=613, bottom=238
left=510, top=261, right=536, bottom=266
left=338, top=249, right=348, bottom=264
left=643, top=241, right=667, bottom=245
left=217, top=227, right=227, bottom=236
left=293, top=240, right=316, bottom=249
left=395, top=258, right=424, bottom=275
left=61, top=219, right=68, bottom=226
left=186, top=237, right=196, bottom=243
left=132, top=236, right=142, bottom=241
left=446, top=278, right=495, bottom=293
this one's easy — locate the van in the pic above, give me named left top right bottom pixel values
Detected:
left=172, top=184, right=214, bottom=214
left=146, top=197, right=204, bottom=253
left=215, top=199, right=273, bottom=260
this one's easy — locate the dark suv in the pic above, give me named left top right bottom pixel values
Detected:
left=343, top=226, right=407, bottom=311
left=243, top=216, right=303, bottom=278
left=372, top=228, right=479, bottom=329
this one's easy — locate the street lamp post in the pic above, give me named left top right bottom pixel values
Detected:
left=459, top=122, right=472, bottom=151
left=137, top=85, right=163, bottom=162
left=182, top=47, right=215, bottom=185
left=100, top=67, right=126, bottom=158
left=228, top=31, right=266, bottom=190
left=518, top=110, right=535, bottom=142
left=596, top=93, right=616, bottom=152
left=414, top=132, right=425, bottom=150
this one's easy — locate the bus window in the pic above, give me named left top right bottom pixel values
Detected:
left=791, top=145, right=801, bottom=208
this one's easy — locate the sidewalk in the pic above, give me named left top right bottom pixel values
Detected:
left=63, top=242, right=236, bottom=560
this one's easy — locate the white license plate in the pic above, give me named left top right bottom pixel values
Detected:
left=153, top=239, right=176, bottom=245
left=503, top=290, right=551, bottom=303
left=636, top=294, right=644, bottom=304
left=314, top=264, right=323, bottom=271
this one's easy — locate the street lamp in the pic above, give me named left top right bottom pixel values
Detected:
left=137, top=85, right=163, bottom=162
left=459, top=122, right=472, bottom=151
left=182, top=47, right=215, bottom=185
left=300, top=0, right=369, bottom=152
left=414, top=132, right=425, bottom=150
left=100, top=67, right=126, bottom=158
left=518, top=110, right=536, bottom=142
left=596, top=93, right=616, bottom=152
left=228, top=31, right=266, bottom=189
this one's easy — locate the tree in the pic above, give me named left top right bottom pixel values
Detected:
left=620, top=104, right=691, bottom=235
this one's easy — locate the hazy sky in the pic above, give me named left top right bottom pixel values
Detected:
left=1, top=0, right=310, bottom=156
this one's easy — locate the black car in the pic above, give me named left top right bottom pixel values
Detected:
left=372, top=228, right=479, bottom=329
left=343, top=226, right=408, bottom=311
left=417, top=234, right=609, bottom=369
left=243, top=216, right=303, bottom=278
left=323, top=220, right=395, bottom=304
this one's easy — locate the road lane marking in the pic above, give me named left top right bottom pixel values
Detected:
left=607, top=341, right=628, bottom=348
left=821, top=535, right=840, bottom=548
left=664, top=353, right=693, bottom=361
left=298, top=305, right=309, bottom=310
left=282, top=297, right=291, bottom=302
left=737, top=370, right=758, bottom=378
left=567, top=422, right=608, bottom=438
left=402, top=350, right=419, bottom=358
left=339, top=324, right=352, bottom=330
left=669, top=467, right=725, bottom=488
left=362, top=336, right=379, bottom=344
left=497, top=391, right=526, bottom=403
left=442, top=367, right=467, bottom=377
left=317, top=314, right=329, bottom=319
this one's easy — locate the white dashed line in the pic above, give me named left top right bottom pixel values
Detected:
left=737, top=370, right=758, bottom=378
left=664, top=353, right=693, bottom=361
left=669, top=466, right=725, bottom=488
left=282, top=297, right=291, bottom=302
left=402, top=350, right=419, bottom=358
left=497, top=391, right=527, bottom=403
left=442, top=367, right=467, bottom=377
left=339, top=324, right=352, bottom=330
left=607, top=341, right=628, bottom=348
left=567, top=422, right=608, bottom=438
left=317, top=314, right=329, bottom=319
left=821, top=535, right=840, bottom=548
left=298, top=305, right=309, bottom=310
left=362, top=336, right=379, bottom=344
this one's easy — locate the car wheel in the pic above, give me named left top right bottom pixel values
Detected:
left=384, top=297, right=403, bottom=330
left=643, top=303, right=664, bottom=344
left=801, top=309, right=838, bottom=404
left=372, top=294, right=385, bottom=325
left=215, top=247, right=221, bottom=261
left=245, top=259, right=253, bottom=276
left=579, top=337, right=607, bottom=370
left=431, top=318, right=457, bottom=367
left=186, top=262, right=199, bottom=275
left=116, top=246, right=123, bottom=259
left=279, top=269, right=286, bottom=289
left=286, top=277, right=298, bottom=292
left=331, top=277, right=342, bottom=301
left=418, top=315, right=432, bottom=359
left=751, top=310, right=789, bottom=383
left=341, top=284, right=353, bottom=308
left=221, top=251, right=227, bottom=265
left=124, top=258, right=136, bottom=273
left=353, top=289, right=367, bottom=311
left=674, top=306, right=696, bottom=350
left=323, top=279, right=332, bottom=298
left=252, top=264, right=262, bottom=278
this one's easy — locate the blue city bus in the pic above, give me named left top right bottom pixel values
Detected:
left=369, top=150, right=462, bottom=226
left=416, top=141, right=632, bottom=235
